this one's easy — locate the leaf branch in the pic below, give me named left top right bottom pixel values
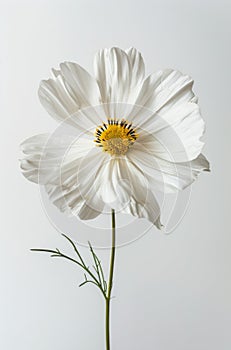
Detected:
left=31, top=236, right=107, bottom=299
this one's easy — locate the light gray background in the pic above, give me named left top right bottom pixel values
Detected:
left=1, top=0, right=230, bottom=349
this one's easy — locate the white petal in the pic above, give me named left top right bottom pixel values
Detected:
left=136, top=102, right=205, bottom=162
left=83, top=156, right=136, bottom=206
left=46, top=183, right=105, bottom=220
left=136, top=69, right=196, bottom=111
left=94, top=47, right=133, bottom=117
left=59, top=62, right=101, bottom=108
left=38, top=76, right=79, bottom=125
left=120, top=158, right=162, bottom=228
left=128, top=145, right=210, bottom=193
left=66, top=148, right=109, bottom=216
left=20, top=133, right=94, bottom=185
left=126, top=47, right=145, bottom=91
left=39, top=62, right=101, bottom=128
left=128, top=69, right=197, bottom=125
left=189, top=153, right=210, bottom=173
left=91, top=156, right=161, bottom=228
left=78, top=192, right=105, bottom=220
left=95, top=158, right=120, bottom=204
left=122, top=194, right=162, bottom=229
left=21, top=133, right=105, bottom=220
left=20, top=134, right=49, bottom=183
left=45, top=185, right=84, bottom=215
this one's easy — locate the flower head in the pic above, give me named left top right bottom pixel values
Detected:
left=20, top=47, right=209, bottom=228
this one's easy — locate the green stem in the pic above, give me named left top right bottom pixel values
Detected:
left=105, top=209, right=116, bottom=350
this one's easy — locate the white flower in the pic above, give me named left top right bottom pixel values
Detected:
left=20, top=47, right=209, bottom=228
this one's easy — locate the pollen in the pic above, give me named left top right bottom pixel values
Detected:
left=94, top=119, right=138, bottom=156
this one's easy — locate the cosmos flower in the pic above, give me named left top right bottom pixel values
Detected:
left=20, top=47, right=209, bottom=228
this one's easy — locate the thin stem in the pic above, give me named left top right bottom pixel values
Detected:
left=105, top=209, right=116, bottom=350
left=62, top=233, right=86, bottom=267
left=89, top=241, right=103, bottom=290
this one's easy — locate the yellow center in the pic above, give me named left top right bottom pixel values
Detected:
left=94, top=119, right=138, bottom=156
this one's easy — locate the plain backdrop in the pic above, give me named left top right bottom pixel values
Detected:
left=1, top=0, right=231, bottom=349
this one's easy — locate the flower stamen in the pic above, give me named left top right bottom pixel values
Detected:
left=94, top=119, right=138, bottom=156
